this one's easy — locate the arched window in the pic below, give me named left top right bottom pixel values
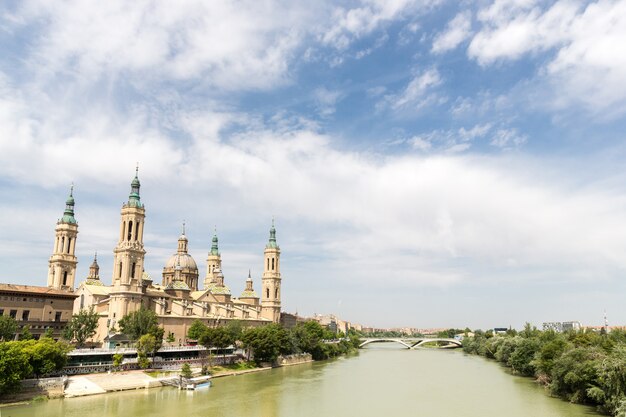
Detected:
left=131, top=262, right=136, bottom=278
left=61, top=237, right=65, bottom=253
left=275, top=288, right=279, bottom=298
left=266, top=288, right=270, bottom=298
left=267, top=258, right=270, bottom=270
left=80, top=294, right=84, bottom=310
left=271, top=258, right=275, bottom=270
left=118, top=262, right=123, bottom=278
left=128, top=221, right=133, bottom=241
left=67, top=237, right=72, bottom=253
left=134, top=221, right=139, bottom=241
left=62, top=271, right=68, bottom=286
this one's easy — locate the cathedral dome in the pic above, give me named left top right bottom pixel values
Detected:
left=165, top=253, right=198, bottom=271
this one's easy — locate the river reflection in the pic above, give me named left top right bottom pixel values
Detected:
left=3, top=344, right=600, bottom=417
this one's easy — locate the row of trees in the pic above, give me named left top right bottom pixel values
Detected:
left=0, top=307, right=100, bottom=346
left=188, top=319, right=362, bottom=366
left=0, top=309, right=100, bottom=396
left=463, top=324, right=626, bottom=416
left=0, top=336, right=72, bottom=395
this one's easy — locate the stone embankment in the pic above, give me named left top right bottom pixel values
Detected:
left=1, top=377, right=67, bottom=404
left=2, top=354, right=316, bottom=403
left=277, top=353, right=313, bottom=366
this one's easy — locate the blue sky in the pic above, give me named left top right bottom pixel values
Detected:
left=1, top=0, right=626, bottom=329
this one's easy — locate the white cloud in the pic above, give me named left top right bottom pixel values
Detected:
left=410, top=136, right=432, bottom=151
left=321, top=0, right=440, bottom=50
left=468, top=0, right=626, bottom=116
left=313, top=88, right=343, bottom=117
left=408, top=123, right=493, bottom=152
left=2, top=1, right=444, bottom=91
left=469, top=1, right=580, bottom=64
left=0, top=75, right=183, bottom=187
left=490, top=128, right=527, bottom=149
left=6, top=1, right=314, bottom=90
left=431, top=11, right=472, bottom=54
left=384, top=68, right=442, bottom=110
left=459, top=123, right=492, bottom=141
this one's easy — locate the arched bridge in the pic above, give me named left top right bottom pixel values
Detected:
left=359, top=337, right=462, bottom=349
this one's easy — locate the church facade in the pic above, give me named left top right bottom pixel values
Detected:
left=61, top=169, right=284, bottom=346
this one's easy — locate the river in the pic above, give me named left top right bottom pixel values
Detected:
left=3, top=344, right=600, bottom=417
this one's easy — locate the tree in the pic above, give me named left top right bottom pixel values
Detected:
left=226, top=320, right=243, bottom=343
left=550, top=346, right=604, bottom=404
left=508, top=337, right=541, bottom=376
left=63, top=307, right=100, bottom=347
left=198, top=327, right=234, bottom=366
left=22, top=339, right=71, bottom=377
left=242, top=324, right=291, bottom=365
left=291, top=321, right=327, bottom=360
left=118, top=308, right=159, bottom=340
left=166, top=332, right=176, bottom=344
left=19, top=325, right=33, bottom=341
left=0, top=338, right=71, bottom=394
left=180, top=363, right=192, bottom=379
left=211, top=327, right=235, bottom=363
left=137, top=355, right=150, bottom=369
left=112, top=353, right=124, bottom=371
left=187, top=319, right=208, bottom=341
left=0, top=315, right=18, bottom=341
left=137, top=334, right=158, bottom=367
left=118, top=307, right=164, bottom=351
left=0, top=341, right=32, bottom=395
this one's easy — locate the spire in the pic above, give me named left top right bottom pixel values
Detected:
left=245, top=270, right=254, bottom=290
left=87, top=251, right=101, bottom=283
left=266, top=218, right=278, bottom=249
left=128, top=164, right=142, bottom=207
left=89, top=252, right=99, bottom=275
left=240, top=269, right=258, bottom=298
left=61, top=184, right=77, bottom=224
left=210, top=227, right=220, bottom=256
left=178, top=222, right=188, bottom=253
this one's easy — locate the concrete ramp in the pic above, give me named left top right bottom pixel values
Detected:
left=64, top=376, right=107, bottom=397
left=64, top=371, right=161, bottom=397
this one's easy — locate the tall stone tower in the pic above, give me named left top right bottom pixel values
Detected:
left=261, top=220, right=281, bottom=323
left=47, top=186, right=78, bottom=291
left=109, top=167, right=146, bottom=320
left=204, top=230, right=222, bottom=289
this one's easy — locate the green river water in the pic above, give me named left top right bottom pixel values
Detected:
left=2, top=344, right=600, bottom=417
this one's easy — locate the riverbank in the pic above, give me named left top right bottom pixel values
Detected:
left=62, top=365, right=275, bottom=398
left=1, top=353, right=316, bottom=404
left=463, top=328, right=626, bottom=416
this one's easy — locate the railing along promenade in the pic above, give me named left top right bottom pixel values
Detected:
left=69, top=345, right=209, bottom=356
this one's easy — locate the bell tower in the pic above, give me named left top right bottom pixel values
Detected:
left=204, top=229, right=222, bottom=289
left=112, top=166, right=146, bottom=289
left=261, top=219, right=281, bottom=323
left=109, top=167, right=146, bottom=320
left=47, top=185, right=78, bottom=291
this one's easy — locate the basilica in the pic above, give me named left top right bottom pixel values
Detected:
left=50, top=169, right=282, bottom=345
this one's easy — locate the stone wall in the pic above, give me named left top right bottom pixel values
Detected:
left=1, top=377, right=66, bottom=402
left=276, top=353, right=313, bottom=366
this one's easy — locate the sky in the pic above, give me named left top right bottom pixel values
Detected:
left=1, top=0, right=626, bottom=330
